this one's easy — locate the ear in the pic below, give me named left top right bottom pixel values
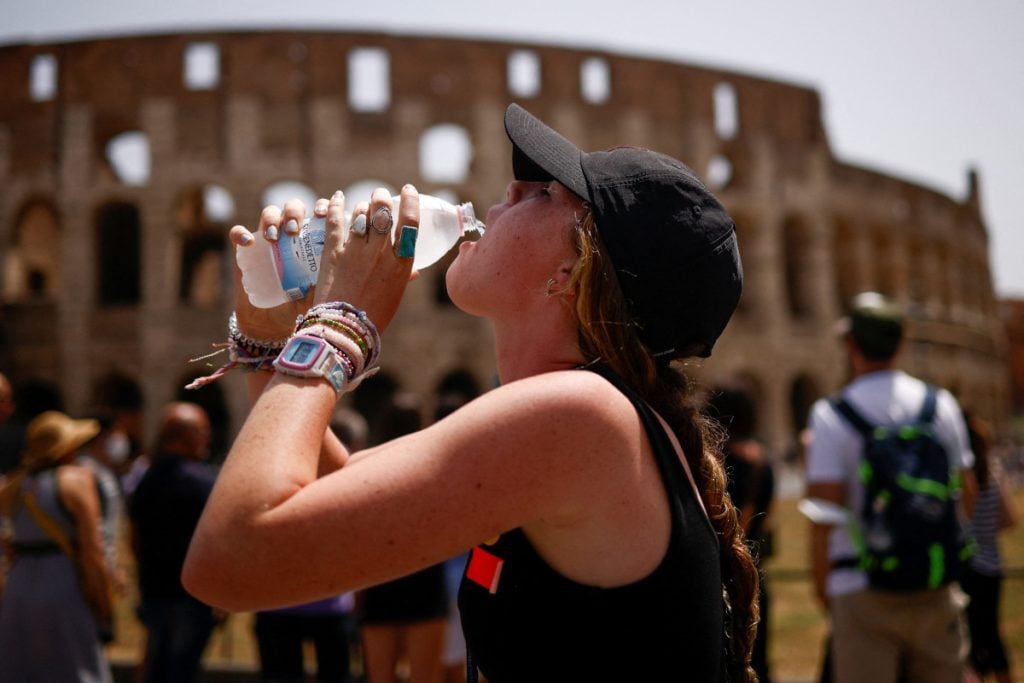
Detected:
left=546, top=259, right=578, bottom=298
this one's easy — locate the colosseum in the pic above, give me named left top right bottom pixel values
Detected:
left=0, top=30, right=1009, bottom=460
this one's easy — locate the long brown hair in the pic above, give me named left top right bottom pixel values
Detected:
left=566, top=210, right=760, bottom=683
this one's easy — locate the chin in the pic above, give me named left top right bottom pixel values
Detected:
left=444, top=262, right=484, bottom=317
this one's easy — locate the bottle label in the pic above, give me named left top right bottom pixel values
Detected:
left=274, top=222, right=326, bottom=301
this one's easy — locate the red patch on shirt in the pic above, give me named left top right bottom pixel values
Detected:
left=466, top=546, right=504, bottom=594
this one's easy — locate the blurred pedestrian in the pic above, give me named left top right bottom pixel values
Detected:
left=77, top=410, right=130, bottom=596
left=962, top=415, right=1018, bottom=683
left=0, top=372, right=17, bottom=474
left=251, top=408, right=366, bottom=683
left=0, top=410, right=114, bottom=682
left=806, top=292, right=975, bottom=682
left=130, top=402, right=218, bottom=683
left=358, top=393, right=448, bottom=683
left=708, top=384, right=775, bottom=683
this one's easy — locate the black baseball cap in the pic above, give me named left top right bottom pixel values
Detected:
left=837, top=291, right=904, bottom=360
left=504, top=103, right=742, bottom=358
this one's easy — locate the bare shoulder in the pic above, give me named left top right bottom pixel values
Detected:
left=487, top=369, right=630, bottom=416
left=56, top=464, right=98, bottom=511
left=427, top=369, right=645, bottom=496
left=455, top=369, right=638, bottom=447
left=56, top=462, right=95, bottom=487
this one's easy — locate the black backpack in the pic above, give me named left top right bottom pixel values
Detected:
left=831, top=386, right=973, bottom=591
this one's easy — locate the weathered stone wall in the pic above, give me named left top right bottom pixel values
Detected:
left=0, top=31, right=1008, bottom=458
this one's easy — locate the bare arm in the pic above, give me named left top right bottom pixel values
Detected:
left=246, top=371, right=349, bottom=474
left=58, top=464, right=112, bottom=622
left=806, top=481, right=844, bottom=610
left=185, top=187, right=661, bottom=611
left=235, top=190, right=350, bottom=475
left=959, top=467, right=978, bottom=519
left=183, top=370, right=634, bottom=612
left=997, top=474, right=1018, bottom=531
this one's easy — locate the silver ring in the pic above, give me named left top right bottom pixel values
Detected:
left=370, top=207, right=393, bottom=235
left=351, top=213, right=367, bottom=237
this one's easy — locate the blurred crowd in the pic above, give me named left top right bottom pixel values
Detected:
left=1, top=348, right=1020, bottom=682
left=0, top=368, right=480, bottom=683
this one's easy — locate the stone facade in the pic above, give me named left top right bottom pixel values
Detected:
left=0, top=31, right=1009, bottom=459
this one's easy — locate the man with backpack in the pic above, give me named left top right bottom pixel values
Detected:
left=806, top=292, right=977, bottom=682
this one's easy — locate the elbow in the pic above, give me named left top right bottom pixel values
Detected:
left=183, top=525, right=308, bottom=613
left=181, top=541, right=228, bottom=611
left=181, top=537, right=253, bottom=613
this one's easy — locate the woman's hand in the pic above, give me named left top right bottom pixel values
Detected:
left=228, top=197, right=329, bottom=341
left=313, top=186, right=419, bottom=333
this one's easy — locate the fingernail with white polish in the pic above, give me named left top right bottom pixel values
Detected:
left=239, top=232, right=253, bottom=245
left=285, top=219, right=299, bottom=235
left=266, top=225, right=279, bottom=241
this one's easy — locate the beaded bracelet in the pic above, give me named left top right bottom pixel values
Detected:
left=187, top=304, right=382, bottom=394
left=273, top=302, right=383, bottom=394
left=297, top=302, right=382, bottom=372
left=229, top=312, right=288, bottom=357
left=184, top=313, right=289, bottom=390
left=300, top=323, right=367, bottom=377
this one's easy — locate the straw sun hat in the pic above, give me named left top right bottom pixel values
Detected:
left=21, top=410, right=100, bottom=470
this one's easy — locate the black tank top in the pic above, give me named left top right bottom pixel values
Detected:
left=457, top=366, right=724, bottom=682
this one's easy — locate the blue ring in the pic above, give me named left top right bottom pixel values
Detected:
left=397, top=225, right=418, bottom=259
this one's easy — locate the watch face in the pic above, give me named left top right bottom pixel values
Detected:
left=280, top=338, right=323, bottom=370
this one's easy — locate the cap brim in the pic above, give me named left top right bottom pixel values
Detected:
left=504, top=104, right=589, bottom=199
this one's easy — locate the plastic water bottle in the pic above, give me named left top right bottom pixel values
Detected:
left=237, top=194, right=485, bottom=308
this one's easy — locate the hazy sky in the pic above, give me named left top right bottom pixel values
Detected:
left=3, top=0, right=1021, bottom=297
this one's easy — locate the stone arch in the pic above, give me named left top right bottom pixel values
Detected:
left=175, top=184, right=234, bottom=308
left=906, top=236, right=930, bottom=309
left=948, top=249, right=970, bottom=317
left=870, top=228, right=899, bottom=298
left=94, top=200, right=142, bottom=306
left=3, top=198, right=62, bottom=302
left=580, top=57, right=610, bottom=104
left=183, top=41, right=220, bottom=90
left=262, top=180, right=319, bottom=210
left=832, top=217, right=859, bottom=310
left=507, top=49, right=541, bottom=98
left=730, top=211, right=754, bottom=314
left=419, top=124, right=473, bottom=184
left=706, top=154, right=734, bottom=191
left=103, top=130, right=151, bottom=186
left=8, top=377, right=64, bottom=428
left=348, top=47, right=390, bottom=113
left=713, top=81, right=739, bottom=140
left=789, top=372, right=821, bottom=436
left=781, top=215, right=814, bottom=319
left=933, top=242, right=951, bottom=312
left=30, top=53, right=58, bottom=102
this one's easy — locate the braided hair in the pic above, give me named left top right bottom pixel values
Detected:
left=565, top=210, right=760, bottom=683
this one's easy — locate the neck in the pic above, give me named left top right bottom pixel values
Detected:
left=851, top=358, right=894, bottom=379
left=491, top=305, right=585, bottom=384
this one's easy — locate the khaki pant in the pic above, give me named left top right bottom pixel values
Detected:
left=830, top=584, right=968, bottom=683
